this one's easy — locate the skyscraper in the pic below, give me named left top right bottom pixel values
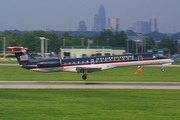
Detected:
left=108, top=18, right=119, bottom=32
left=150, top=16, right=158, bottom=32
left=133, top=21, right=150, bottom=34
left=142, top=21, right=151, bottom=34
left=92, top=4, right=106, bottom=32
left=133, top=21, right=143, bottom=33
left=78, top=21, right=87, bottom=31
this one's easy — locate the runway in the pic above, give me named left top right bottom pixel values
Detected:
left=0, top=81, right=180, bottom=89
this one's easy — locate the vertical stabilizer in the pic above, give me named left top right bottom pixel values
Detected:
left=7, top=46, right=37, bottom=65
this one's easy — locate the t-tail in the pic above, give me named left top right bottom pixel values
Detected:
left=7, top=46, right=37, bottom=65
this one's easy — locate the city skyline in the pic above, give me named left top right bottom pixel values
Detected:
left=0, top=0, right=180, bottom=33
left=132, top=16, right=158, bottom=34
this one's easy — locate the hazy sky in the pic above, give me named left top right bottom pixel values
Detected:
left=0, top=0, right=180, bottom=33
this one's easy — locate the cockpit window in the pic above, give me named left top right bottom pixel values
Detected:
left=153, top=54, right=160, bottom=58
left=156, top=54, right=160, bottom=57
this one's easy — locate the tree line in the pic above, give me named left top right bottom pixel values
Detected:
left=0, top=30, right=179, bottom=54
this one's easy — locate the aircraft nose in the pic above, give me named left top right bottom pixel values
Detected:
left=169, top=59, right=174, bottom=63
left=170, top=59, right=174, bottom=63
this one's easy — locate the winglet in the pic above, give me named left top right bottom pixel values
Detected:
left=7, top=46, right=26, bottom=52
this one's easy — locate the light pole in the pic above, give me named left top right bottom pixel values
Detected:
left=3, top=37, right=6, bottom=59
left=81, top=38, right=84, bottom=46
left=45, top=39, right=49, bottom=58
left=136, top=41, right=138, bottom=53
left=40, top=37, right=45, bottom=58
left=135, top=40, right=139, bottom=53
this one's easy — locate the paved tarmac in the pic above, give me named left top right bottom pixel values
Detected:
left=0, top=64, right=19, bottom=66
left=0, top=81, right=180, bottom=89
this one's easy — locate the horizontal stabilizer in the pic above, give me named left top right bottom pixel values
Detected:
left=37, top=61, right=60, bottom=68
left=7, top=46, right=26, bottom=52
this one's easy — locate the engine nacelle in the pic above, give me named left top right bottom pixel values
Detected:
left=37, top=61, right=60, bottom=68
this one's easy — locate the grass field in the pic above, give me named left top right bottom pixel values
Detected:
left=0, top=60, right=18, bottom=64
left=0, top=66, right=179, bottom=81
left=0, top=89, right=180, bottom=120
left=0, top=62, right=180, bottom=120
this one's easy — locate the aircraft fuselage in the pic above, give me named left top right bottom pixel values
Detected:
left=23, top=53, right=173, bottom=73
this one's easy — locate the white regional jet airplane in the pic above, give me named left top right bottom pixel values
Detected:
left=8, top=46, right=174, bottom=80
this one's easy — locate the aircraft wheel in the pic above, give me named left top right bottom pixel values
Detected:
left=161, top=68, right=165, bottom=72
left=82, top=75, right=87, bottom=80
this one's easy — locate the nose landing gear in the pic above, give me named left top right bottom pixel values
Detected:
left=161, top=68, right=165, bottom=72
left=161, top=65, right=165, bottom=72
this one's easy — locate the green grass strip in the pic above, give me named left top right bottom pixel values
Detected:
left=0, top=89, right=180, bottom=120
left=0, top=66, right=179, bottom=81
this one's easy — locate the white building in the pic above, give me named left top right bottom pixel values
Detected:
left=60, top=46, right=125, bottom=58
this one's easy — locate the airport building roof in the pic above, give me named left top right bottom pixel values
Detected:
left=61, top=46, right=125, bottom=50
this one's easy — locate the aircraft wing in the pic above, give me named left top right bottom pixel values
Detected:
left=76, top=67, right=102, bottom=74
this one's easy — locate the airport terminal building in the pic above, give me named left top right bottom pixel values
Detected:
left=60, top=46, right=125, bottom=58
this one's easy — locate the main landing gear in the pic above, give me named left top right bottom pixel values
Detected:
left=82, top=75, right=87, bottom=80
left=82, top=69, right=88, bottom=80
